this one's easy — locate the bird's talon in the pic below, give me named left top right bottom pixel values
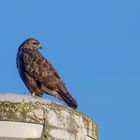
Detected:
left=31, top=92, right=36, bottom=96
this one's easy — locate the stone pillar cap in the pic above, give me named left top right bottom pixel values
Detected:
left=0, top=93, right=98, bottom=140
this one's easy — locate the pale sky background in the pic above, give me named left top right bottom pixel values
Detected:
left=0, top=0, right=140, bottom=140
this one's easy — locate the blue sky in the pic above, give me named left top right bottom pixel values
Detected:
left=0, top=0, right=140, bottom=139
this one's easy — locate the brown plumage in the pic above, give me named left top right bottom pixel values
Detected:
left=16, top=38, right=78, bottom=109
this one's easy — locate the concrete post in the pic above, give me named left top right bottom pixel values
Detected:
left=0, top=93, right=98, bottom=140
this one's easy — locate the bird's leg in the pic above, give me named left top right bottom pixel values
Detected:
left=31, top=92, right=36, bottom=96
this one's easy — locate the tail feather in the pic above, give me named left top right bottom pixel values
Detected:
left=58, top=91, right=78, bottom=109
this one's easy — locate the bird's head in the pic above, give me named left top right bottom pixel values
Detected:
left=19, top=38, right=42, bottom=51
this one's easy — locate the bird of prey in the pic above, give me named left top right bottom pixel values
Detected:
left=16, top=38, right=78, bottom=109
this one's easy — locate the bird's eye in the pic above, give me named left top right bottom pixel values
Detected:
left=33, top=42, right=38, bottom=45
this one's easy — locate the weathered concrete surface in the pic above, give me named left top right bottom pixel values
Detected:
left=0, top=93, right=98, bottom=140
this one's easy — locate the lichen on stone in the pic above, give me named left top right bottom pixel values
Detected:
left=0, top=93, right=98, bottom=140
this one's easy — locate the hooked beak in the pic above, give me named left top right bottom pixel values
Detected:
left=38, top=44, right=42, bottom=49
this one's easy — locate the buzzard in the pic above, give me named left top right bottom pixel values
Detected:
left=16, top=38, right=78, bottom=109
